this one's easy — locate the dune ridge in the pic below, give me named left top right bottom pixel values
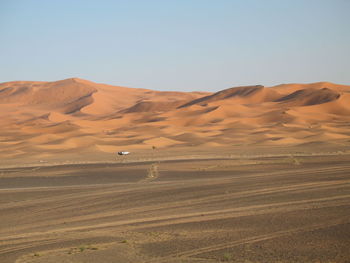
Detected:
left=0, top=78, right=349, bottom=160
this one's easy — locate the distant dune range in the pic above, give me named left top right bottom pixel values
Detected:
left=1, top=78, right=350, bottom=159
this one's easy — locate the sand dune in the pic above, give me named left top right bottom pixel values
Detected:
left=1, top=79, right=350, bottom=263
left=275, top=88, right=340, bottom=106
left=0, top=78, right=350, bottom=161
left=179, top=85, right=281, bottom=107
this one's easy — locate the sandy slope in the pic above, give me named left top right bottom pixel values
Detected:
left=1, top=78, right=350, bottom=263
left=0, top=78, right=350, bottom=161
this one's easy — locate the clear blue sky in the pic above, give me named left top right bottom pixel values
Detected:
left=0, top=0, right=349, bottom=91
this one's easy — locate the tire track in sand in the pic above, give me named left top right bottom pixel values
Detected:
left=157, top=217, right=350, bottom=261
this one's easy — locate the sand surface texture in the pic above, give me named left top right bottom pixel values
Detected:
left=0, top=148, right=349, bottom=262
left=1, top=79, right=349, bottom=163
left=1, top=79, right=350, bottom=262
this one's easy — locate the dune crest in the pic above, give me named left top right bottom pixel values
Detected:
left=0, top=79, right=349, bottom=160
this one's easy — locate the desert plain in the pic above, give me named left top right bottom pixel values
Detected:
left=0, top=79, right=350, bottom=262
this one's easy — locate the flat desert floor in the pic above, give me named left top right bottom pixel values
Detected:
left=0, top=146, right=349, bottom=263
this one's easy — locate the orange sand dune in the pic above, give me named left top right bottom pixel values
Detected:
left=179, top=85, right=281, bottom=108
left=275, top=88, right=340, bottom=106
left=0, top=78, right=350, bottom=160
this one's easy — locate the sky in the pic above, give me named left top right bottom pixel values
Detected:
left=0, top=0, right=349, bottom=91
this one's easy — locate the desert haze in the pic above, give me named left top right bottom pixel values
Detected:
left=0, top=79, right=350, bottom=263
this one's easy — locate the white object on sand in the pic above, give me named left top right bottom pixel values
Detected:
left=117, top=151, right=130, bottom=155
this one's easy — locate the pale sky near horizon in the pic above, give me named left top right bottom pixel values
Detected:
left=0, top=0, right=349, bottom=91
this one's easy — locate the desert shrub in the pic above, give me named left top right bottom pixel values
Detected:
left=222, top=252, right=232, bottom=261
